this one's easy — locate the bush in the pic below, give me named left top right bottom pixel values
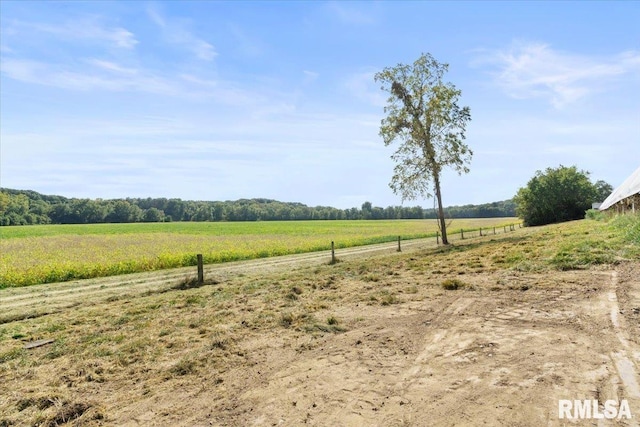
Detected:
left=514, top=165, right=598, bottom=226
left=585, top=209, right=605, bottom=221
left=442, top=278, right=466, bottom=290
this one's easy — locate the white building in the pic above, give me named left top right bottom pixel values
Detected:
left=599, top=166, right=640, bottom=214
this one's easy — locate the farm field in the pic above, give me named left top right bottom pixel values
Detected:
left=0, top=216, right=638, bottom=426
left=0, top=218, right=517, bottom=288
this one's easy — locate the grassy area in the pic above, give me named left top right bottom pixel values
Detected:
left=0, top=217, right=638, bottom=425
left=494, top=215, right=640, bottom=272
left=0, top=218, right=516, bottom=288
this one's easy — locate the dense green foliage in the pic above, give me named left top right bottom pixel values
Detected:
left=375, top=53, right=472, bottom=244
left=0, top=188, right=515, bottom=226
left=514, top=165, right=601, bottom=226
left=594, top=180, right=614, bottom=203
left=584, top=209, right=605, bottom=221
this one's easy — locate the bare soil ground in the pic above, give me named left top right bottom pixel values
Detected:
left=1, top=225, right=638, bottom=426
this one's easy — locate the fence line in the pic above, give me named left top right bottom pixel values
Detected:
left=193, top=223, right=523, bottom=278
left=333, top=223, right=523, bottom=262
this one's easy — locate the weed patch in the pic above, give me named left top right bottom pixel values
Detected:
left=172, top=277, right=220, bottom=291
left=0, top=347, right=24, bottom=364
left=168, top=357, right=199, bottom=377
left=551, top=240, right=617, bottom=270
left=44, top=401, right=93, bottom=426
left=442, top=278, right=468, bottom=290
left=379, top=292, right=398, bottom=306
left=279, top=311, right=316, bottom=330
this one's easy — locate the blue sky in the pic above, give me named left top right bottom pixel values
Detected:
left=1, top=1, right=638, bottom=209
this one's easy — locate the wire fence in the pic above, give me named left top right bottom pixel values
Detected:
left=194, top=222, right=524, bottom=283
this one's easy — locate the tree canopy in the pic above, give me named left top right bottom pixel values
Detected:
left=0, top=188, right=516, bottom=226
left=594, top=180, right=614, bottom=203
left=375, top=53, right=472, bottom=244
left=514, top=165, right=601, bottom=226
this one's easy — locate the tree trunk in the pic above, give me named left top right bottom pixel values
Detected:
left=434, top=172, right=448, bottom=244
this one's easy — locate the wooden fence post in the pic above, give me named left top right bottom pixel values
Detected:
left=461, top=229, right=464, bottom=240
left=436, top=231, right=440, bottom=245
left=493, top=226, right=496, bottom=235
left=397, top=235, right=401, bottom=252
left=480, top=227, right=483, bottom=237
left=197, top=254, right=204, bottom=284
left=504, top=225, right=507, bottom=233
left=331, top=241, right=336, bottom=264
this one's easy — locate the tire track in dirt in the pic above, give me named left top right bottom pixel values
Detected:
left=223, top=273, right=620, bottom=426
left=607, top=271, right=640, bottom=426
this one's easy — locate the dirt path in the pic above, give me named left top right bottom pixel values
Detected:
left=97, top=265, right=639, bottom=427
left=0, top=234, right=465, bottom=323
left=191, top=267, right=638, bottom=427
left=610, top=269, right=640, bottom=426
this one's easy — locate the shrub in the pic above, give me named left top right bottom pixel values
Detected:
left=514, top=165, right=598, bottom=226
left=585, top=209, right=605, bottom=221
left=441, top=278, right=466, bottom=290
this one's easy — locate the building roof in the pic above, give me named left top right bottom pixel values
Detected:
left=599, top=166, right=640, bottom=210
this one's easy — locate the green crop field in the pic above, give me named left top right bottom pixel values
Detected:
left=0, top=218, right=517, bottom=288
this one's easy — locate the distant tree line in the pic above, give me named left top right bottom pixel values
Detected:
left=0, top=188, right=516, bottom=226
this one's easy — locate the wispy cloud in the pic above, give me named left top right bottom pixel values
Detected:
left=0, top=58, right=176, bottom=93
left=303, top=70, right=319, bottom=84
left=1, top=55, right=299, bottom=122
left=0, top=109, right=386, bottom=203
left=87, top=59, right=138, bottom=75
left=475, top=41, right=640, bottom=108
left=147, top=5, right=217, bottom=61
left=5, top=18, right=138, bottom=49
left=228, top=23, right=267, bottom=58
left=345, top=71, right=386, bottom=107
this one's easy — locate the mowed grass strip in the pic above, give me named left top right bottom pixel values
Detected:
left=0, top=217, right=637, bottom=426
left=0, top=219, right=515, bottom=288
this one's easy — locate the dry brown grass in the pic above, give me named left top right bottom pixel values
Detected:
left=0, top=218, right=637, bottom=425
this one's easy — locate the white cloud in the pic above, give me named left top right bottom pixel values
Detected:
left=0, top=58, right=177, bottom=94
left=0, top=55, right=301, bottom=120
left=0, top=109, right=390, bottom=205
left=104, top=27, right=138, bottom=49
left=87, top=59, right=138, bottom=75
left=345, top=71, right=386, bottom=107
left=475, top=42, right=640, bottom=108
left=228, top=23, right=267, bottom=58
left=303, top=70, right=319, bottom=83
left=179, top=74, right=219, bottom=88
left=147, top=5, right=217, bottom=61
left=6, top=18, right=138, bottom=49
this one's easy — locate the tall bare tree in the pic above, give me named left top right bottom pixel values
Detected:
left=375, top=53, right=472, bottom=244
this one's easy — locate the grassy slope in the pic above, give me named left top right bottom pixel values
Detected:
left=0, top=218, right=516, bottom=288
left=0, top=216, right=637, bottom=425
